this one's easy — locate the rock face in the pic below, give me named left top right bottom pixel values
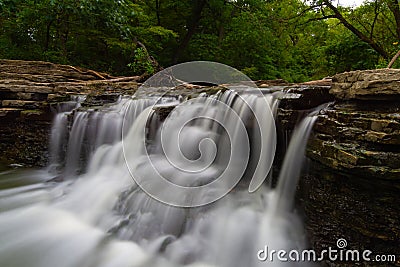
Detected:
left=298, top=162, right=400, bottom=267
left=308, top=102, right=400, bottom=180
left=0, top=59, right=140, bottom=101
left=0, top=109, right=52, bottom=167
left=275, top=83, right=334, bottom=160
left=0, top=59, right=140, bottom=166
left=262, top=69, right=400, bottom=266
left=330, top=69, right=400, bottom=100
left=308, top=71, right=400, bottom=181
left=303, top=69, right=400, bottom=267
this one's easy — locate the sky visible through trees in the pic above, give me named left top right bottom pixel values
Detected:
left=334, top=0, right=363, bottom=7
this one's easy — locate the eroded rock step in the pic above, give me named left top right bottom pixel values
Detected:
left=307, top=70, right=400, bottom=181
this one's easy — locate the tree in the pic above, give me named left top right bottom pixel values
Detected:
left=1, top=0, right=393, bottom=80
left=172, top=0, right=207, bottom=64
left=307, top=0, right=400, bottom=60
left=0, top=0, right=177, bottom=75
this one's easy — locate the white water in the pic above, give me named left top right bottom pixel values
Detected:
left=0, top=91, right=318, bottom=267
left=49, top=95, right=86, bottom=172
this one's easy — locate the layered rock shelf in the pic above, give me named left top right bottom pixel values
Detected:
left=0, top=59, right=140, bottom=166
left=301, top=69, right=400, bottom=267
left=308, top=69, right=400, bottom=181
left=0, top=60, right=228, bottom=165
left=330, top=69, right=400, bottom=100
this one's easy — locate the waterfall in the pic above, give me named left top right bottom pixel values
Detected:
left=0, top=89, right=321, bottom=267
left=275, top=116, right=318, bottom=212
left=49, top=112, right=69, bottom=167
left=48, top=95, right=85, bottom=171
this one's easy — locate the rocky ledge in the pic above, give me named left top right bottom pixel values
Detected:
left=301, top=68, right=400, bottom=267
left=330, top=69, right=400, bottom=100
left=0, top=59, right=140, bottom=166
left=0, top=60, right=228, bottom=166
left=308, top=69, right=400, bottom=181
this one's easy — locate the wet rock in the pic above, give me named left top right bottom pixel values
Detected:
left=81, top=93, right=121, bottom=107
left=297, top=161, right=400, bottom=267
left=21, top=109, right=52, bottom=121
left=2, top=100, right=45, bottom=109
left=0, top=119, right=51, bottom=167
left=307, top=137, right=400, bottom=180
left=297, top=70, right=400, bottom=267
left=275, top=85, right=335, bottom=161
left=279, top=85, right=334, bottom=110
left=47, top=94, right=71, bottom=102
left=307, top=100, right=400, bottom=181
left=276, top=85, right=335, bottom=132
left=276, top=108, right=308, bottom=133
left=0, top=108, right=22, bottom=120
left=153, top=105, right=178, bottom=121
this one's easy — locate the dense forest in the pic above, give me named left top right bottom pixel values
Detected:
left=0, top=0, right=399, bottom=81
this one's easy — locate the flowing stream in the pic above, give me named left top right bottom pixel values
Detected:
left=0, top=89, right=320, bottom=267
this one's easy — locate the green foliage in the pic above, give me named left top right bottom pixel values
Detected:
left=0, top=0, right=395, bottom=80
left=325, top=31, right=380, bottom=73
left=127, top=48, right=154, bottom=75
left=0, top=0, right=176, bottom=75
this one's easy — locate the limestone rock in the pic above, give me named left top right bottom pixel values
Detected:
left=0, top=60, right=140, bottom=103
left=0, top=59, right=140, bottom=166
left=330, top=69, right=400, bottom=100
left=0, top=59, right=113, bottom=81
left=307, top=102, right=400, bottom=180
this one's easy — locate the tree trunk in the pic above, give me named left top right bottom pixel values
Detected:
left=172, top=0, right=207, bottom=64
left=324, top=0, right=389, bottom=59
left=45, top=21, right=53, bottom=51
left=135, top=40, right=162, bottom=73
left=155, top=0, right=161, bottom=26
left=386, top=0, right=400, bottom=40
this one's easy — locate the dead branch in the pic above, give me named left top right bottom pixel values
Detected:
left=387, top=50, right=400, bottom=68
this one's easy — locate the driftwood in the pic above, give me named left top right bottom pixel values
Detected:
left=92, top=76, right=141, bottom=83
left=67, top=65, right=114, bottom=80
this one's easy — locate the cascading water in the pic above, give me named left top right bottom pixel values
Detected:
left=48, top=95, right=86, bottom=172
left=0, top=63, right=323, bottom=267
